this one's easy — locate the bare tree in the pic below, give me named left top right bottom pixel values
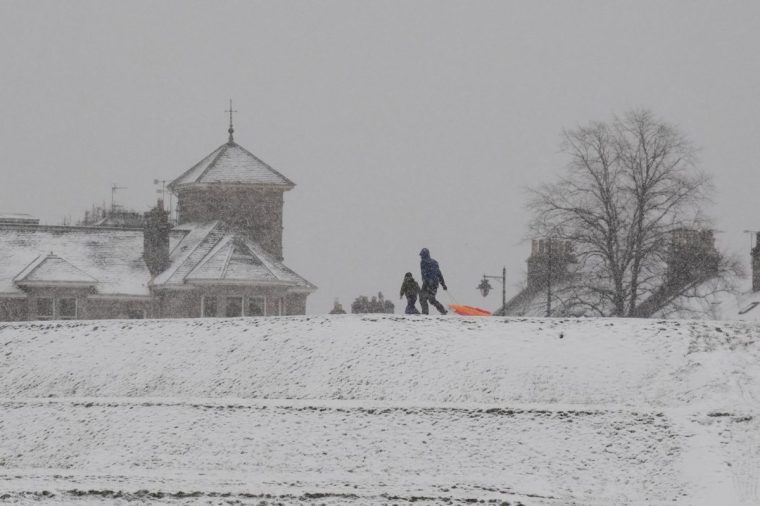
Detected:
left=528, top=109, right=737, bottom=317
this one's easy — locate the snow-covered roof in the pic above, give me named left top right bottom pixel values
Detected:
left=168, top=141, right=295, bottom=190
left=498, top=277, right=586, bottom=317
left=652, top=277, right=760, bottom=322
left=0, top=225, right=151, bottom=296
left=152, top=221, right=316, bottom=291
left=0, top=222, right=314, bottom=297
left=499, top=272, right=760, bottom=322
left=0, top=213, right=39, bottom=225
left=14, top=253, right=98, bottom=286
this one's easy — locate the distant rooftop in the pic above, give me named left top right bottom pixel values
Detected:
left=0, top=213, right=39, bottom=226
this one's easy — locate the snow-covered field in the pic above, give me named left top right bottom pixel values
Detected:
left=0, top=315, right=758, bottom=504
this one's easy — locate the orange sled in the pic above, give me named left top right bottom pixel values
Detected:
left=448, top=304, right=492, bottom=316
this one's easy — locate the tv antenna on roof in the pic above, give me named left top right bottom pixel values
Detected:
left=111, top=184, right=127, bottom=212
left=154, top=179, right=173, bottom=220
left=154, top=179, right=166, bottom=203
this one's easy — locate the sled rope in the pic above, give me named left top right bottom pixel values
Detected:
left=445, top=290, right=459, bottom=305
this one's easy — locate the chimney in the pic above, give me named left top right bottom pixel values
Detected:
left=666, top=229, right=720, bottom=288
left=526, top=238, right=576, bottom=290
left=753, top=232, right=760, bottom=292
left=143, top=199, right=171, bottom=276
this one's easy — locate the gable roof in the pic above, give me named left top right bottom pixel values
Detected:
left=14, top=253, right=98, bottom=286
left=168, top=141, right=295, bottom=190
left=152, top=222, right=315, bottom=291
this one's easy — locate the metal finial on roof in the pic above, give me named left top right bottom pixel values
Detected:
left=225, top=99, right=238, bottom=144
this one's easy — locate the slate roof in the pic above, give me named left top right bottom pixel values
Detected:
left=0, top=225, right=152, bottom=296
left=153, top=221, right=315, bottom=291
left=15, top=253, right=98, bottom=286
left=0, top=222, right=314, bottom=297
left=168, top=141, right=295, bottom=190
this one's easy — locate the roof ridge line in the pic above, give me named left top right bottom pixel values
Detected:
left=151, top=221, right=220, bottom=285
left=252, top=242, right=316, bottom=290
left=244, top=239, right=280, bottom=281
left=185, top=233, right=232, bottom=280
left=13, top=253, right=44, bottom=282
left=220, top=236, right=236, bottom=279
left=167, top=144, right=224, bottom=190
left=194, top=143, right=231, bottom=184
left=234, top=143, right=296, bottom=188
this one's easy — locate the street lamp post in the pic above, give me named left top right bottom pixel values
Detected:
left=546, top=239, right=552, bottom=317
left=478, top=267, right=506, bottom=315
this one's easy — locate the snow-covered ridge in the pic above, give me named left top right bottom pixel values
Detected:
left=1, top=315, right=759, bottom=504
left=1, top=315, right=757, bottom=409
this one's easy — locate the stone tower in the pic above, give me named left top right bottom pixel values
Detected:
left=167, top=121, right=294, bottom=260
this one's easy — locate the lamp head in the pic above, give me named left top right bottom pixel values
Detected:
left=477, top=277, right=492, bottom=297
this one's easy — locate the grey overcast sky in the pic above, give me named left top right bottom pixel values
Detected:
left=1, top=1, right=759, bottom=313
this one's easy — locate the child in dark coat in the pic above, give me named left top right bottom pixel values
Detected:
left=399, top=272, right=421, bottom=315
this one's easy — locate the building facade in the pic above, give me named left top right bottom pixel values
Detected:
left=0, top=126, right=315, bottom=322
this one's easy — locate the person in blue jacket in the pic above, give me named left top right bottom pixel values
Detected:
left=419, top=248, right=448, bottom=315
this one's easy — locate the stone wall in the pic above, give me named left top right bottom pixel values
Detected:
left=1, top=288, right=307, bottom=322
left=176, top=187, right=285, bottom=259
left=86, top=298, right=154, bottom=319
left=0, top=291, right=154, bottom=322
left=285, top=293, right=307, bottom=315
left=157, top=290, right=202, bottom=319
left=143, top=203, right=171, bottom=276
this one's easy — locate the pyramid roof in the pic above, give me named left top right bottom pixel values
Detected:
left=168, top=141, right=294, bottom=190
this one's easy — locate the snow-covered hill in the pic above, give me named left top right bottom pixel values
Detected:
left=1, top=315, right=758, bottom=504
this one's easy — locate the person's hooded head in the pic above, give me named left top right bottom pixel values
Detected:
left=404, top=272, right=414, bottom=279
left=419, top=248, right=430, bottom=259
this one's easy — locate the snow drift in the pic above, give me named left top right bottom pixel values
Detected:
left=1, top=315, right=758, bottom=505
left=1, top=315, right=758, bottom=408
